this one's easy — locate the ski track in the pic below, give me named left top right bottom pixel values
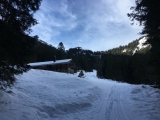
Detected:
left=96, top=84, right=131, bottom=120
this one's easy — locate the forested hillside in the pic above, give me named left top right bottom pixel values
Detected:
left=26, top=40, right=100, bottom=72
left=27, top=40, right=66, bottom=62
left=26, top=36, right=156, bottom=87
left=97, top=36, right=153, bottom=85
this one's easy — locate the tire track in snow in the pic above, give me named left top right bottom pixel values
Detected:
left=96, top=86, right=112, bottom=120
left=96, top=85, right=131, bottom=120
left=108, top=86, right=131, bottom=120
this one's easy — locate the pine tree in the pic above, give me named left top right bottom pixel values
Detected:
left=57, top=42, right=65, bottom=51
left=128, top=0, right=160, bottom=87
left=78, top=70, right=84, bottom=77
left=0, top=0, right=42, bottom=85
left=128, top=0, right=160, bottom=38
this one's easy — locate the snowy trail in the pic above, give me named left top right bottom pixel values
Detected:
left=85, top=72, right=160, bottom=120
left=103, top=85, right=130, bottom=120
left=92, top=82, right=131, bottom=120
left=0, top=69, right=160, bottom=120
left=96, top=85, right=112, bottom=120
left=84, top=73, right=131, bottom=120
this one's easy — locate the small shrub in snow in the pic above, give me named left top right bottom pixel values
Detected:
left=78, top=70, right=84, bottom=78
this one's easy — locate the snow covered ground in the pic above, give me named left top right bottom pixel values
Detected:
left=0, top=69, right=160, bottom=120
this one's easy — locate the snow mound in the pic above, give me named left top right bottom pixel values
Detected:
left=0, top=69, right=101, bottom=120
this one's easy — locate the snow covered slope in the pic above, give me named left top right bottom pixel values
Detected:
left=133, top=36, right=151, bottom=54
left=0, top=69, right=160, bottom=120
left=120, top=36, right=151, bottom=55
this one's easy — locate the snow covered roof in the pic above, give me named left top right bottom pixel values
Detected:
left=28, top=59, right=72, bottom=67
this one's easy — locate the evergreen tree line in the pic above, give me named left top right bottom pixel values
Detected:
left=66, top=47, right=96, bottom=72
left=97, top=47, right=155, bottom=85
left=15, top=34, right=158, bottom=87
left=27, top=41, right=100, bottom=73
left=27, top=40, right=66, bottom=63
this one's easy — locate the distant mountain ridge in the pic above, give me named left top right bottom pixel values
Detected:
left=132, top=36, right=151, bottom=54
left=104, top=36, right=151, bottom=55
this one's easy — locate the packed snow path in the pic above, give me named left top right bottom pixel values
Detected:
left=0, top=69, right=160, bottom=120
left=96, top=85, right=130, bottom=120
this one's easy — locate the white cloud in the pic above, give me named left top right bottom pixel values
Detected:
left=71, top=0, right=142, bottom=51
left=31, top=0, right=142, bottom=51
left=31, top=0, right=77, bottom=43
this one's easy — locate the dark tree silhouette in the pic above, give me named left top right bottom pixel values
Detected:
left=127, top=0, right=160, bottom=38
left=128, top=0, right=160, bottom=87
left=57, top=42, right=65, bottom=51
left=0, top=0, right=42, bottom=85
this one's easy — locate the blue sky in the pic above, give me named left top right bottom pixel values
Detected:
left=31, top=0, right=142, bottom=51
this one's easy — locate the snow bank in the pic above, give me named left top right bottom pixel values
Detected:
left=0, top=69, right=160, bottom=120
left=0, top=70, right=102, bottom=120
